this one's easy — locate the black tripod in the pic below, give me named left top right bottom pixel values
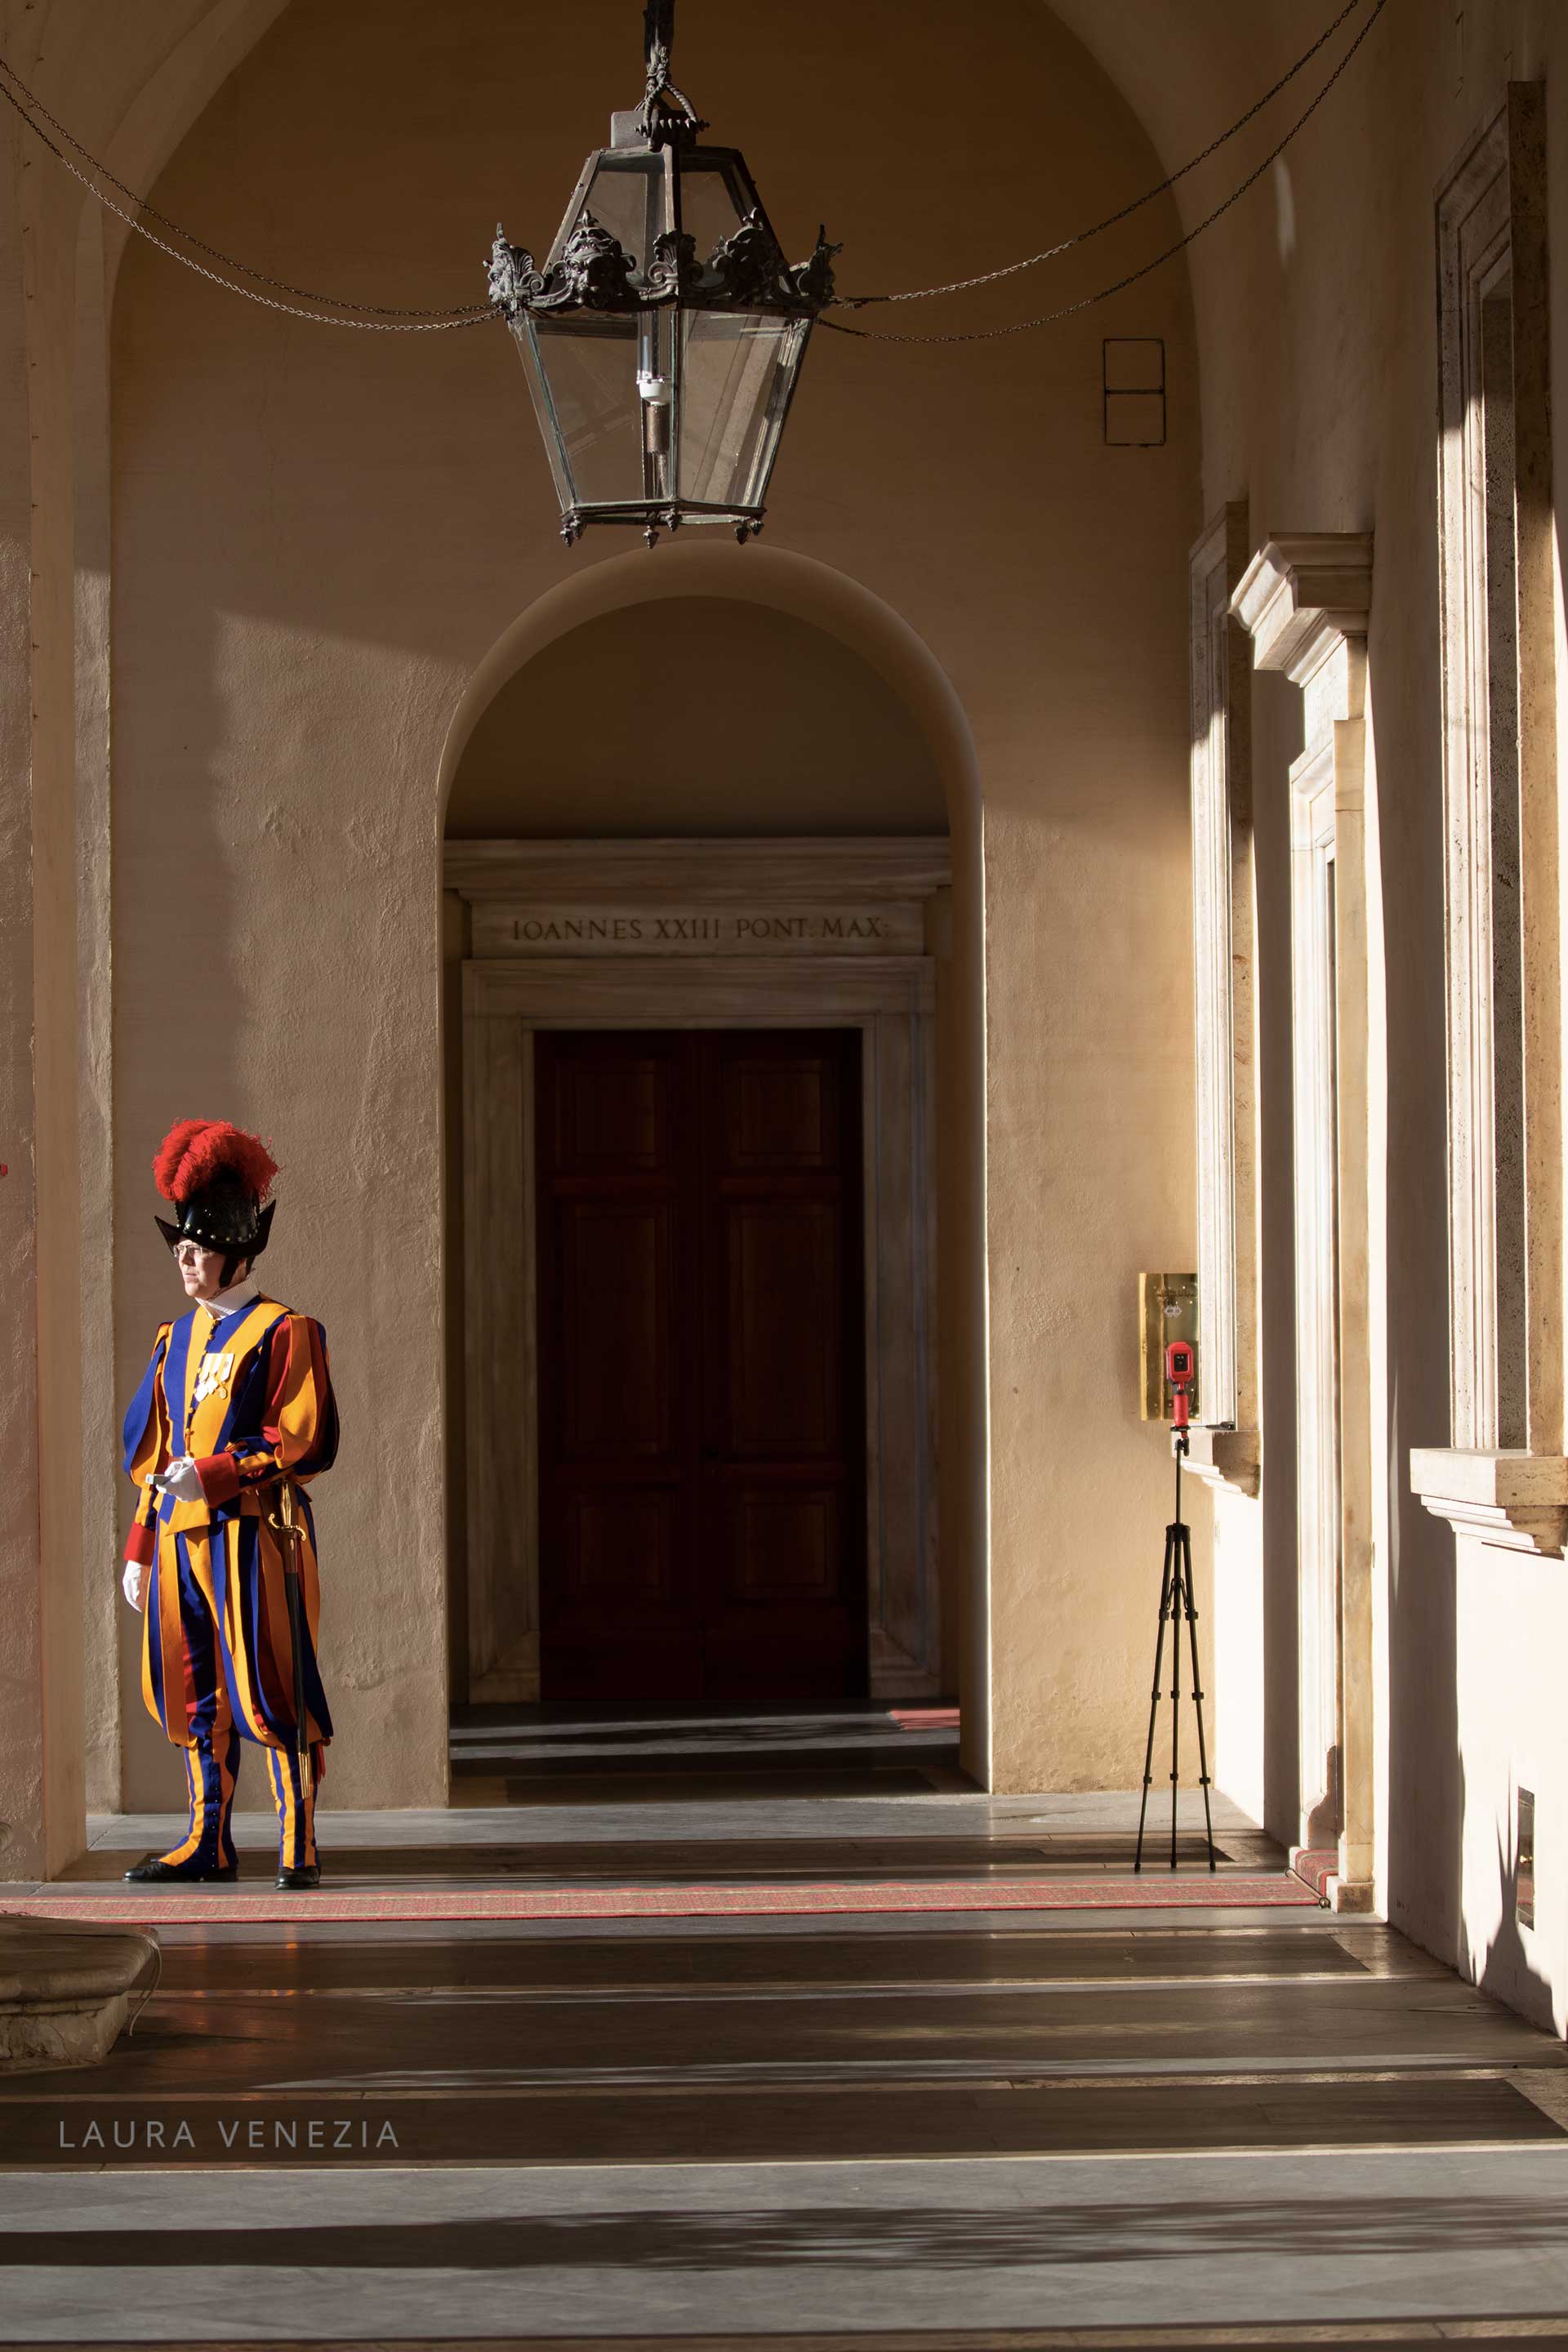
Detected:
left=1134, top=1427, right=1217, bottom=1872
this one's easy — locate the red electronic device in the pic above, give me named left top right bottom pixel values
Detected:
left=1165, top=1339, right=1195, bottom=1431
left=1138, top=1332, right=1215, bottom=1873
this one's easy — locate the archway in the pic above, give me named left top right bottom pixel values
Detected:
left=437, top=550, right=987, bottom=1780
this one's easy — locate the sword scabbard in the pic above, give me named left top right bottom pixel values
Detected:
left=275, top=1471, right=302, bottom=1571
left=270, top=1468, right=315, bottom=1802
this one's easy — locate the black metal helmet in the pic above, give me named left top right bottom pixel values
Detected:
left=152, top=1119, right=278, bottom=1262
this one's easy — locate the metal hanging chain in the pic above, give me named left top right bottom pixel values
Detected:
left=0, top=56, right=496, bottom=330
left=835, top=0, right=1372, bottom=310
left=822, top=0, right=1388, bottom=344
left=0, top=0, right=1382, bottom=344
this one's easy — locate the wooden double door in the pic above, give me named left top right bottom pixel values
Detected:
left=535, top=1028, right=868, bottom=1703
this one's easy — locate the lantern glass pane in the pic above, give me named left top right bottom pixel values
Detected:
left=676, top=155, right=755, bottom=264
left=512, top=322, right=574, bottom=513
left=523, top=312, right=644, bottom=509
left=580, top=153, right=669, bottom=275
left=676, top=310, right=808, bottom=512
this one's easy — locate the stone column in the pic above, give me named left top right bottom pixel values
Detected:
left=0, top=83, right=87, bottom=1882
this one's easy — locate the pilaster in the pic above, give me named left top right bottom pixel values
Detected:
left=1232, top=531, right=1375, bottom=1913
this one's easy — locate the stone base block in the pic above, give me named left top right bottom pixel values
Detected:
left=0, top=1918, right=157, bottom=2074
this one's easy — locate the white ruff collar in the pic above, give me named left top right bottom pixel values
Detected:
left=198, top=1280, right=261, bottom=1324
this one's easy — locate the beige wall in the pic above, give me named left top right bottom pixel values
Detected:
left=448, top=599, right=948, bottom=840
left=0, top=84, right=64, bottom=1884
left=0, top=4, right=112, bottom=1879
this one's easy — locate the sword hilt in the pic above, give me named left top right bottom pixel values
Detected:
left=269, top=1471, right=305, bottom=1575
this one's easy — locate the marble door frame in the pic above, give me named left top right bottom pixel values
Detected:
left=451, top=840, right=949, bottom=1706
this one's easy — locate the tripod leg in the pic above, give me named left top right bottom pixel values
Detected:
left=1169, top=1517, right=1182, bottom=1870
left=1179, top=1524, right=1218, bottom=1871
left=1134, top=1526, right=1177, bottom=1873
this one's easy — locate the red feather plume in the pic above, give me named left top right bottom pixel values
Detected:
left=153, top=1119, right=278, bottom=1205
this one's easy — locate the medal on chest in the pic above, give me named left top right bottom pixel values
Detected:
left=186, top=1345, right=236, bottom=1447
left=192, top=1348, right=234, bottom=1406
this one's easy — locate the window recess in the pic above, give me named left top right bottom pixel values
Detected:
left=1413, top=83, right=1568, bottom=1556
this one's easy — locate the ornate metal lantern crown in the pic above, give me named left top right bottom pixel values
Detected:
left=487, top=2, right=838, bottom=547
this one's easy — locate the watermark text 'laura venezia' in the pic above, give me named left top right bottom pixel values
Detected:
left=58, top=2116, right=400, bottom=2152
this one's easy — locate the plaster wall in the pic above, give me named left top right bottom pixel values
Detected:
left=1454, top=1532, right=1566, bottom=2032
left=446, top=600, right=948, bottom=840
left=1056, top=0, right=1568, bottom=2004
left=0, top=0, right=137, bottom=1876
left=0, top=91, right=54, bottom=1882
left=1209, top=1486, right=1266, bottom=1833
left=24, top=136, right=86, bottom=1882
left=100, top=0, right=1201, bottom=1812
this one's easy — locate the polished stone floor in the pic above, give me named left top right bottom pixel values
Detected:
left=2, top=1708, right=1567, bottom=2348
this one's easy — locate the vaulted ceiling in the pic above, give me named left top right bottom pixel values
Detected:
left=16, top=0, right=1311, bottom=256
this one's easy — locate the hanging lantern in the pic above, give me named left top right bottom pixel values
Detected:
left=487, top=1, right=839, bottom=547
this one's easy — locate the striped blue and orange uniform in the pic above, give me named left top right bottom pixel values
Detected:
left=122, top=1296, right=338, bottom=1872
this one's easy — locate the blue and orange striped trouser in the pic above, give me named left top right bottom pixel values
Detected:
left=158, top=1535, right=323, bottom=1873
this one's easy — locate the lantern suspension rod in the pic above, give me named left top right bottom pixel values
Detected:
left=638, top=0, right=702, bottom=139
left=822, top=0, right=1388, bottom=343
left=643, top=0, right=675, bottom=80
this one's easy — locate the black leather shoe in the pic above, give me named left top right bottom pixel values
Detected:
left=275, top=1864, right=320, bottom=1891
left=123, top=1855, right=238, bottom=1884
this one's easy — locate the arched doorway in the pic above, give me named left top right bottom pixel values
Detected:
left=439, top=572, right=982, bottom=1754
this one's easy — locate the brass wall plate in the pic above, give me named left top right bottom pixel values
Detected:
left=1139, top=1272, right=1199, bottom=1420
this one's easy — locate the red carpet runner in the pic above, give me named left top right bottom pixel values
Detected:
left=4, top=1873, right=1320, bottom=1926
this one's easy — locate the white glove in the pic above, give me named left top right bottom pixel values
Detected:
left=153, top=1455, right=206, bottom=1504
left=122, top=1560, right=144, bottom=1610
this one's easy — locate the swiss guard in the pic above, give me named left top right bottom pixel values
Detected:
left=120, top=1119, right=338, bottom=1890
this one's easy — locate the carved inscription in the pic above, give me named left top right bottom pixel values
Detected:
left=473, top=904, right=924, bottom=957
